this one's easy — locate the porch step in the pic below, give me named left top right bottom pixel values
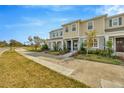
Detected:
left=116, top=52, right=124, bottom=61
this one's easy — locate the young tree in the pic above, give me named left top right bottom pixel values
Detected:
left=106, top=40, right=113, bottom=57
left=85, top=30, right=96, bottom=54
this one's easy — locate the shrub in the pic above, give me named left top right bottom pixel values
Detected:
left=41, top=44, right=49, bottom=51
left=80, top=42, right=86, bottom=54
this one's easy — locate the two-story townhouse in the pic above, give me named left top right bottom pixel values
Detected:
left=62, top=20, right=81, bottom=51
left=79, top=14, right=107, bottom=50
left=47, top=28, right=63, bottom=50
left=47, top=13, right=124, bottom=53
left=105, top=13, right=124, bottom=52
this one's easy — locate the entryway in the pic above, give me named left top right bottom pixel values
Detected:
left=116, top=38, right=124, bottom=52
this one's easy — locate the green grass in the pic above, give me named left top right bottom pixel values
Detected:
left=75, top=54, right=121, bottom=65
left=0, top=51, right=88, bottom=88
left=24, top=46, right=42, bottom=52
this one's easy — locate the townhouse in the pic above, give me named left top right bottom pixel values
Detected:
left=47, top=13, right=124, bottom=53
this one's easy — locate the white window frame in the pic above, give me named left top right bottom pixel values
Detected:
left=83, top=38, right=99, bottom=48
left=92, top=38, right=99, bottom=48
left=65, top=26, right=69, bottom=32
left=112, top=18, right=119, bottom=26
left=71, top=23, right=77, bottom=31
left=87, top=21, right=94, bottom=31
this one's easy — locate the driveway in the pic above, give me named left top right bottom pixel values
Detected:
left=16, top=48, right=124, bottom=88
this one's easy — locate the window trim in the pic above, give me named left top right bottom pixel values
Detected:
left=119, top=17, right=122, bottom=25
left=71, top=23, right=77, bottom=31
left=65, top=26, right=69, bottom=32
left=87, top=21, right=94, bottom=31
left=92, top=38, right=99, bottom=48
left=112, top=18, right=119, bottom=27
left=83, top=38, right=99, bottom=48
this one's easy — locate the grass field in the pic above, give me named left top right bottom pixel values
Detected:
left=0, top=51, right=88, bottom=88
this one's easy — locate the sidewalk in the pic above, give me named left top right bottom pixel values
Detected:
left=15, top=48, right=124, bottom=88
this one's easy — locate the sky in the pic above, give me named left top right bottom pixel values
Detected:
left=0, top=5, right=124, bottom=43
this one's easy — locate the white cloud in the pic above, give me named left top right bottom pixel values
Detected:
left=96, top=5, right=124, bottom=16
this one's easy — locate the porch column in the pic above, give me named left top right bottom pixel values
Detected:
left=71, top=39, right=73, bottom=51
left=61, top=40, right=64, bottom=50
left=51, top=42, right=53, bottom=50
left=105, top=35, right=109, bottom=49
left=78, top=38, right=80, bottom=50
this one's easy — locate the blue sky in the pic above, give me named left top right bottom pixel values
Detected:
left=0, top=5, right=124, bottom=43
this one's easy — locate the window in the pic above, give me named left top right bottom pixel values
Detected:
left=93, top=38, right=98, bottom=48
left=109, top=19, right=112, bottom=27
left=88, top=21, right=93, bottom=30
left=119, top=17, right=122, bottom=25
left=112, top=18, right=118, bottom=26
left=65, top=27, right=69, bottom=32
left=71, top=24, right=76, bottom=31
left=53, top=33, right=55, bottom=37
left=56, top=32, right=58, bottom=37
left=60, top=31, right=63, bottom=36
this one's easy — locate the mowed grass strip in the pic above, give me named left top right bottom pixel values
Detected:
left=0, top=51, right=88, bottom=88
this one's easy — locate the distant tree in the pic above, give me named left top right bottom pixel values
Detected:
left=0, top=40, right=8, bottom=47
left=33, top=36, right=42, bottom=50
left=9, top=39, right=23, bottom=51
left=28, top=36, right=33, bottom=46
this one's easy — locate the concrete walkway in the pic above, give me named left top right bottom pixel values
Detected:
left=0, top=48, right=9, bottom=56
left=15, top=48, right=124, bottom=88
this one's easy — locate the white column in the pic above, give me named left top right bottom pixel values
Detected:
left=105, top=35, right=109, bottom=49
left=78, top=38, right=80, bottom=50
left=61, top=40, right=64, bottom=50
left=71, top=39, right=73, bottom=51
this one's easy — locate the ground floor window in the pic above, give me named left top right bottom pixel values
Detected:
left=93, top=38, right=98, bottom=48
left=83, top=38, right=98, bottom=48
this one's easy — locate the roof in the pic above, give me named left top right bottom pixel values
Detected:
left=49, top=28, right=63, bottom=33
left=81, top=14, right=107, bottom=22
left=62, top=19, right=81, bottom=26
left=107, top=13, right=124, bottom=19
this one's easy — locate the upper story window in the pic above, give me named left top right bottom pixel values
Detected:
left=60, top=31, right=63, bottom=36
left=56, top=32, right=58, bottom=37
left=109, top=19, right=112, bottom=27
left=88, top=21, right=94, bottom=30
left=112, top=18, right=118, bottom=26
left=71, top=24, right=76, bottom=31
left=119, top=17, right=122, bottom=25
left=65, top=27, right=69, bottom=32
left=53, top=33, right=55, bottom=37
left=109, top=17, right=123, bottom=27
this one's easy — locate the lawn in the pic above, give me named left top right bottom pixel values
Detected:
left=0, top=51, right=88, bottom=88
left=74, top=54, right=122, bottom=65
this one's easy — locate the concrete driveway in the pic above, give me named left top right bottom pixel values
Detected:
left=16, top=48, right=124, bottom=88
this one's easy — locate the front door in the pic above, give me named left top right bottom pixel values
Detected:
left=116, top=38, right=124, bottom=52
left=73, top=40, right=78, bottom=51
left=67, top=41, right=71, bottom=51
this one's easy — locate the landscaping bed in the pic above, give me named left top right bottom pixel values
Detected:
left=0, top=50, right=88, bottom=88
left=74, top=54, right=122, bottom=65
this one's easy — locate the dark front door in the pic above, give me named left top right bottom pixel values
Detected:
left=67, top=41, right=71, bottom=51
left=116, top=38, right=124, bottom=52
